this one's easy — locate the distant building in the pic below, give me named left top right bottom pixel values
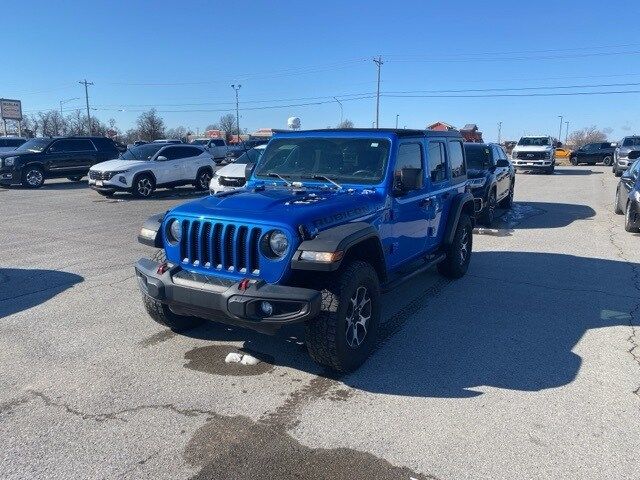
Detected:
left=251, top=128, right=275, bottom=139
left=428, top=121, right=456, bottom=131
left=460, top=124, right=483, bottom=143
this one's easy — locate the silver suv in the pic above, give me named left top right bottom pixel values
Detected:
left=613, top=136, right=640, bottom=176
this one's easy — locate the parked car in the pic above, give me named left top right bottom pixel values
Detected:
left=0, top=137, right=26, bottom=154
left=152, top=139, right=183, bottom=144
left=113, top=141, right=128, bottom=153
left=134, top=141, right=148, bottom=146
left=464, top=143, right=515, bottom=226
left=135, top=128, right=479, bottom=372
left=224, top=139, right=270, bottom=162
left=190, top=138, right=229, bottom=162
left=570, top=142, right=615, bottom=166
left=554, top=147, right=571, bottom=159
left=614, top=151, right=640, bottom=232
left=0, top=136, right=120, bottom=188
left=510, top=135, right=556, bottom=174
left=88, top=143, right=214, bottom=198
left=209, top=144, right=266, bottom=193
left=613, top=136, right=640, bottom=176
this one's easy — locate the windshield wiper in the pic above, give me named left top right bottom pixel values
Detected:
left=267, top=172, right=292, bottom=186
left=305, top=175, right=342, bottom=190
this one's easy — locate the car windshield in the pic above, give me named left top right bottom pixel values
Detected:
left=13, top=138, right=50, bottom=153
left=464, top=146, right=490, bottom=170
left=120, top=144, right=164, bottom=160
left=517, top=137, right=550, bottom=146
left=233, top=147, right=265, bottom=165
left=190, top=139, right=208, bottom=145
left=622, top=137, right=640, bottom=147
left=254, top=138, right=390, bottom=185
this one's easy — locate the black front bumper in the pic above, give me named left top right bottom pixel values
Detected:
left=0, top=169, right=19, bottom=185
left=135, top=258, right=321, bottom=333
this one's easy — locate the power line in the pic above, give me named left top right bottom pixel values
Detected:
left=385, top=49, right=640, bottom=63
left=384, top=80, right=640, bottom=94
left=382, top=89, right=640, bottom=99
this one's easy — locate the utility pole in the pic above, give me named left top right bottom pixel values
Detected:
left=557, top=115, right=563, bottom=144
left=79, top=80, right=94, bottom=134
left=395, top=114, right=399, bottom=129
left=564, top=121, right=569, bottom=144
left=373, top=56, right=383, bottom=128
left=231, top=84, right=241, bottom=141
left=333, top=97, right=344, bottom=126
left=497, top=121, right=503, bottom=144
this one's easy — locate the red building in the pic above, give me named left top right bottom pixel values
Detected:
left=427, top=122, right=483, bottom=142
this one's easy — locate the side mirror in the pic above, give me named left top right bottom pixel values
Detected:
left=496, top=159, right=510, bottom=168
left=395, top=167, right=423, bottom=194
left=245, top=162, right=255, bottom=180
left=628, top=151, right=640, bottom=160
left=156, top=155, right=167, bottom=161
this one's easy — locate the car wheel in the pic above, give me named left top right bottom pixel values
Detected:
left=195, top=168, right=213, bottom=190
left=614, top=169, right=623, bottom=177
left=21, top=166, right=45, bottom=188
left=545, top=165, right=555, bottom=174
left=305, top=260, right=381, bottom=372
left=480, top=189, right=496, bottom=226
left=133, top=174, right=155, bottom=198
left=437, top=213, right=472, bottom=279
left=603, top=155, right=613, bottom=166
left=614, top=187, right=624, bottom=214
left=625, top=201, right=640, bottom=233
left=570, top=156, right=578, bottom=166
left=499, top=181, right=515, bottom=209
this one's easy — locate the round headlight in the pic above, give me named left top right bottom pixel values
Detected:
left=168, top=219, right=182, bottom=243
left=268, top=230, right=289, bottom=257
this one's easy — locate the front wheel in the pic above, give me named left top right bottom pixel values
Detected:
left=625, top=202, right=640, bottom=233
left=545, top=165, right=555, bottom=174
left=499, top=181, right=514, bottom=209
left=132, top=174, right=155, bottom=198
left=479, top=190, right=496, bottom=226
left=22, top=166, right=45, bottom=188
left=603, top=155, right=613, bottom=166
left=614, top=168, right=623, bottom=177
left=614, top=187, right=624, bottom=214
left=570, top=157, right=578, bottom=166
left=194, top=168, right=213, bottom=190
left=305, top=260, right=381, bottom=372
left=438, top=213, right=473, bottom=279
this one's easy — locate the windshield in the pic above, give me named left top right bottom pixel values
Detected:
left=13, top=138, right=50, bottom=153
left=190, top=139, right=208, bottom=145
left=622, top=137, right=640, bottom=147
left=517, top=137, right=550, bottom=146
left=254, top=138, right=390, bottom=185
left=120, top=144, right=164, bottom=160
left=233, top=147, right=265, bottom=165
left=465, top=146, right=490, bottom=170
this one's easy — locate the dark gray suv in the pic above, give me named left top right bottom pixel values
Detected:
left=613, top=136, right=640, bottom=177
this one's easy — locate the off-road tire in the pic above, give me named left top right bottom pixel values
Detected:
left=437, top=213, right=473, bottom=279
left=21, top=166, right=45, bottom=188
left=480, top=189, right=496, bottom=226
left=625, top=202, right=640, bottom=233
left=499, top=181, right=514, bottom=209
left=67, top=175, right=83, bottom=182
left=132, top=173, right=155, bottom=198
left=614, top=187, right=624, bottom=214
left=194, top=167, right=213, bottom=191
left=603, top=155, right=613, bottom=166
left=142, top=249, right=205, bottom=331
left=305, top=260, right=381, bottom=372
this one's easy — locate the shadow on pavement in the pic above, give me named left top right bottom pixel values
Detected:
left=172, top=251, right=638, bottom=398
left=551, top=168, right=603, bottom=176
left=499, top=201, right=595, bottom=229
left=0, top=268, right=84, bottom=319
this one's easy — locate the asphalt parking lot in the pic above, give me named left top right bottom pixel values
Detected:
left=1, top=166, right=639, bottom=480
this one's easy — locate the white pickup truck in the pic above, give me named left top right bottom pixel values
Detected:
left=510, top=135, right=556, bottom=174
left=190, top=138, right=229, bottom=162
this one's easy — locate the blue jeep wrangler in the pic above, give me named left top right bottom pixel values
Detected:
left=135, top=129, right=477, bottom=371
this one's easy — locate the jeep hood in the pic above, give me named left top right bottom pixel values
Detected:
left=169, top=187, right=385, bottom=231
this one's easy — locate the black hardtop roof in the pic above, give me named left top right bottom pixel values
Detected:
left=272, top=128, right=462, bottom=138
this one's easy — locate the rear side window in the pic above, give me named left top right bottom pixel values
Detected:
left=162, top=146, right=202, bottom=159
left=428, top=142, right=447, bottom=183
left=92, top=138, right=117, bottom=151
left=49, top=139, right=96, bottom=152
left=448, top=140, right=466, bottom=181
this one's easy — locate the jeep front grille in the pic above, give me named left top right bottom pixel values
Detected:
left=179, top=220, right=261, bottom=275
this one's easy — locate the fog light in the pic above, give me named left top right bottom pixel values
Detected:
left=260, top=301, right=273, bottom=316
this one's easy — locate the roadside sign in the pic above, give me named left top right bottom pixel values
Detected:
left=0, top=99, right=22, bottom=121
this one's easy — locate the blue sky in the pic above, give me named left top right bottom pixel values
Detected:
left=3, top=0, right=640, bottom=141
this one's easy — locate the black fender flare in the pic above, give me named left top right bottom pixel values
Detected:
left=443, top=192, right=477, bottom=245
left=291, top=222, right=383, bottom=272
left=138, top=212, right=165, bottom=247
left=22, top=162, right=46, bottom=175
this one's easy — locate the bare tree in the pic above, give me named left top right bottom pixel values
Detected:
left=567, top=126, right=609, bottom=148
left=136, top=109, right=165, bottom=141
left=20, top=115, right=39, bottom=138
left=218, top=114, right=236, bottom=135
left=166, top=126, right=189, bottom=140
left=205, top=123, right=220, bottom=131
left=337, top=119, right=354, bottom=129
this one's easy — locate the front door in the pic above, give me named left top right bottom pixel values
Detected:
left=153, top=146, right=183, bottom=185
left=493, top=145, right=510, bottom=200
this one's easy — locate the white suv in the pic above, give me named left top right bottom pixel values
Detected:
left=511, top=135, right=556, bottom=174
left=88, top=143, right=214, bottom=197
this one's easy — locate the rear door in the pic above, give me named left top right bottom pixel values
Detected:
left=175, top=146, right=207, bottom=180
left=424, top=138, right=451, bottom=251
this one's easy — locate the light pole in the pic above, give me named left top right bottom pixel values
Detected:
left=395, top=114, right=399, bottom=129
left=564, top=121, right=569, bottom=144
left=60, top=97, right=80, bottom=115
left=231, top=84, right=241, bottom=141
left=557, top=115, right=563, bottom=144
left=79, top=79, right=94, bottom=134
left=497, top=121, right=502, bottom=144
left=333, top=97, right=344, bottom=126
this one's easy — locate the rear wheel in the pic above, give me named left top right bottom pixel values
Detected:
left=625, top=202, right=640, bottom=233
left=132, top=173, right=155, bottom=198
left=21, top=166, right=45, bottom=188
left=603, top=155, right=613, bottom=166
left=438, top=213, right=473, bottom=279
left=305, top=260, right=381, bottom=372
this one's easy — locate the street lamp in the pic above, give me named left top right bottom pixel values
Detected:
left=558, top=115, right=563, bottom=144
left=564, top=121, right=569, bottom=144
left=60, top=97, right=80, bottom=115
left=396, top=114, right=399, bottom=129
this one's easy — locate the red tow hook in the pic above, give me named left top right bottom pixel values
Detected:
left=156, top=263, right=169, bottom=275
left=238, top=278, right=250, bottom=291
